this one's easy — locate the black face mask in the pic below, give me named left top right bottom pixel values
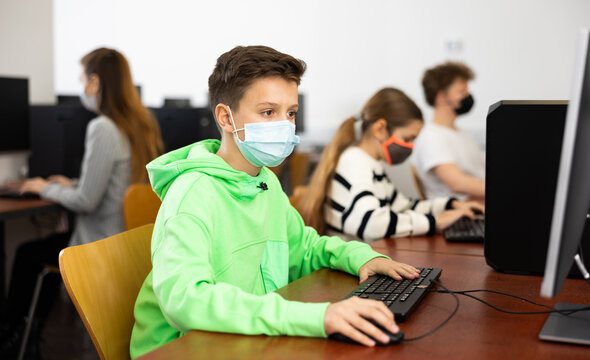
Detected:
left=455, top=94, right=474, bottom=115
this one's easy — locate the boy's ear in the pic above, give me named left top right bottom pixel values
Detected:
left=215, top=104, right=234, bottom=134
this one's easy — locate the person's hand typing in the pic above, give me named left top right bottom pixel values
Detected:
left=48, top=175, right=73, bottom=187
left=20, top=177, right=48, bottom=195
left=358, top=257, right=420, bottom=283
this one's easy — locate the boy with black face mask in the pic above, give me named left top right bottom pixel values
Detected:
left=412, top=61, right=486, bottom=201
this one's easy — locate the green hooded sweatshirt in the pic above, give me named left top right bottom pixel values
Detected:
left=129, top=139, right=386, bottom=358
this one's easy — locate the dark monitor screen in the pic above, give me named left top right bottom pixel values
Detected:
left=0, top=77, right=29, bottom=151
left=150, top=107, right=220, bottom=153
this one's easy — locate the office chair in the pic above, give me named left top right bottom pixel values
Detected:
left=410, top=165, right=427, bottom=200
left=17, top=265, right=60, bottom=360
left=59, top=224, right=153, bottom=360
left=123, top=184, right=161, bottom=230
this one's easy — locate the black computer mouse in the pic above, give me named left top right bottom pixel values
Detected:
left=329, top=318, right=404, bottom=346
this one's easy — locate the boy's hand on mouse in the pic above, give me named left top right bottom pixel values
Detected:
left=324, top=297, right=399, bottom=346
left=358, top=257, right=420, bottom=283
left=452, top=200, right=485, bottom=215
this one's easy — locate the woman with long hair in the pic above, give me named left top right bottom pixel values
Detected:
left=299, top=87, right=482, bottom=243
left=0, top=48, right=163, bottom=358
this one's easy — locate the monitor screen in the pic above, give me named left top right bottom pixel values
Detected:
left=541, top=28, right=590, bottom=298
left=0, top=77, right=29, bottom=152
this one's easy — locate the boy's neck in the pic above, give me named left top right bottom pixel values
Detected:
left=433, top=106, right=457, bottom=129
left=216, top=135, right=261, bottom=177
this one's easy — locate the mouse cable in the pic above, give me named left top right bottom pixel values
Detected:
left=403, top=279, right=459, bottom=342
left=429, top=287, right=590, bottom=315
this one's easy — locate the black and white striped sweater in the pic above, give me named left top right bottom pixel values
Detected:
left=325, top=147, right=453, bottom=243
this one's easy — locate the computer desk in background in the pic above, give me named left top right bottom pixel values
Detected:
left=137, top=239, right=590, bottom=360
left=0, top=197, right=61, bottom=299
left=371, top=233, right=484, bottom=257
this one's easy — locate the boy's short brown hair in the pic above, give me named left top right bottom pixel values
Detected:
left=208, top=46, right=307, bottom=114
left=422, top=61, right=475, bottom=106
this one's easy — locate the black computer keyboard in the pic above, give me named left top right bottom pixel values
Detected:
left=443, top=217, right=485, bottom=242
left=0, top=188, right=39, bottom=199
left=344, top=267, right=442, bottom=321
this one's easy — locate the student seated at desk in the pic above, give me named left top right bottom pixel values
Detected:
left=130, top=46, right=420, bottom=358
left=298, top=88, right=483, bottom=243
left=0, top=48, right=163, bottom=358
left=412, top=61, right=485, bottom=201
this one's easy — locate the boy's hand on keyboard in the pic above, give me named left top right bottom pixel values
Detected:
left=324, top=296, right=399, bottom=346
left=358, top=257, right=420, bottom=283
left=436, top=208, right=476, bottom=231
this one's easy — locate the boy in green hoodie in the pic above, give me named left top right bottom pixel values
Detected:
left=129, top=45, right=421, bottom=358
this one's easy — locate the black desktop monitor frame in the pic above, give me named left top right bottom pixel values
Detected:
left=0, top=77, right=29, bottom=152
left=539, top=28, right=590, bottom=345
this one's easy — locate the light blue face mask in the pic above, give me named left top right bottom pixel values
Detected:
left=80, top=88, right=98, bottom=113
left=227, top=106, right=300, bottom=167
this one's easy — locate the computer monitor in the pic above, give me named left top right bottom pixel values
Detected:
left=296, top=93, right=305, bottom=134
left=150, top=107, right=220, bottom=152
left=539, top=28, right=590, bottom=345
left=163, top=98, right=192, bottom=108
left=0, top=77, right=29, bottom=152
left=28, top=105, right=95, bottom=178
left=57, top=94, right=82, bottom=106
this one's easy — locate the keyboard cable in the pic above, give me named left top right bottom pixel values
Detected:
left=402, top=279, right=460, bottom=342
left=430, top=287, right=590, bottom=316
left=404, top=277, right=590, bottom=342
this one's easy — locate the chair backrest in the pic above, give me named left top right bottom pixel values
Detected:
left=59, top=224, right=153, bottom=360
left=410, top=165, right=427, bottom=200
left=123, top=183, right=161, bottom=230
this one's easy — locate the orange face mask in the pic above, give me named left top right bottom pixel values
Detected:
left=382, top=134, right=414, bottom=165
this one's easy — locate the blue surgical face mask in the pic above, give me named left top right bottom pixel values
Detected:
left=227, top=106, right=300, bottom=167
left=80, top=87, right=98, bottom=113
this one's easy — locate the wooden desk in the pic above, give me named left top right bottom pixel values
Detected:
left=371, top=234, right=484, bottom=257
left=138, top=249, right=590, bottom=360
left=0, top=197, right=61, bottom=297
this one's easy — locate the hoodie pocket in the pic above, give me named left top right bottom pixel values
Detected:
left=259, top=240, right=289, bottom=293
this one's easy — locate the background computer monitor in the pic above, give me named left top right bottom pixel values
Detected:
left=28, top=105, right=95, bottom=178
left=539, top=28, right=590, bottom=345
left=163, top=98, right=192, bottom=108
left=57, top=94, right=82, bottom=106
left=150, top=107, right=220, bottom=152
left=0, top=77, right=29, bottom=152
left=296, top=93, right=305, bottom=134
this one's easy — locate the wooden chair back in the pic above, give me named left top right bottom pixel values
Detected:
left=59, top=224, right=154, bottom=360
left=123, top=183, right=161, bottom=230
left=410, top=165, right=427, bottom=200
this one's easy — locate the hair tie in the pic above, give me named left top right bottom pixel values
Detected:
left=354, top=115, right=363, bottom=141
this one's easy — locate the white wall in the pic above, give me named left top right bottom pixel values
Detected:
left=0, top=0, right=54, bottom=181
left=54, top=0, right=590, bottom=147
left=0, top=0, right=55, bottom=289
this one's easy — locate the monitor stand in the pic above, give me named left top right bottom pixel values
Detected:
left=539, top=302, right=590, bottom=345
